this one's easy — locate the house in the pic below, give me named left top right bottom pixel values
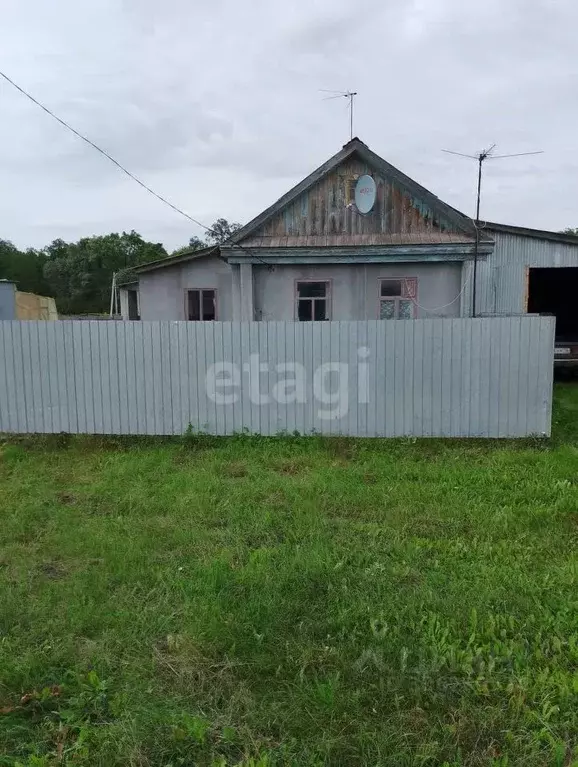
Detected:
left=119, top=138, right=578, bottom=351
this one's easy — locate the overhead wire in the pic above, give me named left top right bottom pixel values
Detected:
left=0, top=69, right=271, bottom=265
left=0, top=70, right=212, bottom=233
left=402, top=272, right=474, bottom=316
left=3, top=69, right=514, bottom=293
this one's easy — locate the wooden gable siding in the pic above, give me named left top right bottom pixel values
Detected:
left=244, top=157, right=461, bottom=243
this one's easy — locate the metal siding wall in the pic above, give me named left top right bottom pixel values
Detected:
left=476, top=232, right=578, bottom=315
left=0, top=317, right=554, bottom=438
left=0, top=282, right=16, bottom=320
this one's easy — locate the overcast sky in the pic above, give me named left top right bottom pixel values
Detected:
left=1, top=0, right=577, bottom=252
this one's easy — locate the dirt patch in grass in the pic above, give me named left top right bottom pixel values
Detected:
left=321, top=436, right=358, bottom=462
left=362, top=471, right=379, bottom=485
left=271, top=458, right=311, bottom=476
left=37, top=560, right=68, bottom=579
left=153, top=633, right=254, bottom=714
left=222, top=461, right=248, bottom=478
left=56, top=490, right=77, bottom=505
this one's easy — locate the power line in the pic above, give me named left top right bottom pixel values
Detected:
left=0, top=69, right=274, bottom=267
left=0, top=69, right=213, bottom=234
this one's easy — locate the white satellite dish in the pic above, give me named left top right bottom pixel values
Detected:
left=354, top=175, right=376, bottom=214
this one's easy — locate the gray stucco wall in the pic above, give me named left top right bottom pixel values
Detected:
left=119, top=287, right=130, bottom=320
left=138, top=258, right=463, bottom=321
left=139, top=255, right=234, bottom=320
left=0, top=281, right=16, bottom=320
left=253, top=263, right=463, bottom=320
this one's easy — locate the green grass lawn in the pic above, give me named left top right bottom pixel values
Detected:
left=1, top=385, right=578, bottom=767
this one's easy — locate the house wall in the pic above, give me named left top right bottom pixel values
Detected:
left=0, top=281, right=16, bottom=320
left=138, top=255, right=234, bottom=320
left=119, top=288, right=130, bottom=320
left=465, top=231, right=578, bottom=316
left=138, top=259, right=462, bottom=321
left=135, top=233, right=578, bottom=322
left=253, top=262, right=463, bottom=320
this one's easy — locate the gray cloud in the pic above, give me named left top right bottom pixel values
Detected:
left=1, top=0, right=577, bottom=251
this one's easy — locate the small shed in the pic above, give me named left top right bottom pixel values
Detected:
left=0, top=280, right=16, bottom=320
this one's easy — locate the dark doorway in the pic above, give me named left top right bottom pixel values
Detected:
left=127, top=289, right=139, bottom=320
left=528, top=267, right=578, bottom=341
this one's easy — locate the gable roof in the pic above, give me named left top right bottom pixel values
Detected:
left=225, top=137, right=477, bottom=248
left=118, top=141, right=578, bottom=279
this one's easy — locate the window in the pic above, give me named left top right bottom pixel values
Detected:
left=187, top=289, right=216, bottom=320
left=379, top=279, right=416, bottom=320
left=296, top=281, right=330, bottom=321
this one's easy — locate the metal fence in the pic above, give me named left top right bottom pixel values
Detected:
left=0, top=317, right=554, bottom=438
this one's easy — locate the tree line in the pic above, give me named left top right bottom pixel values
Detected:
left=0, top=219, right=240, bottom=315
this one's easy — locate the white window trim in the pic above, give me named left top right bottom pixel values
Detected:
left=295, top=279, right=332, bottom=321
left=378, top=278, right=417, bottom=319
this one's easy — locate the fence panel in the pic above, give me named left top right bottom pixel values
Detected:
left=0, top=317, right=555, bottom=438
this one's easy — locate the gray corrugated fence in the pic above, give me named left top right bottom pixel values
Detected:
left=0, top=317, right=554, bottom=438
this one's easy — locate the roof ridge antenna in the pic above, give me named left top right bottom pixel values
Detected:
left=442, top=144, right=543, bottom=317
left=320, top=89, right=358, bottom=141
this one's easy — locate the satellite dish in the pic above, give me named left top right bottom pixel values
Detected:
left=354, top=174, right=376, bottom=214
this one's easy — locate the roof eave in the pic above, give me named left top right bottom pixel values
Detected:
left=224, top=240, right=494, bottom=264
left=132, top=245, right=220, bottom=274
left=485, top=221, right=578, bottom=245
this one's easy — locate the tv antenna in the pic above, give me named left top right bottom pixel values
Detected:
left=442, top=144, right=543, bottom=317
left=320, top=90, right=358, bottom=141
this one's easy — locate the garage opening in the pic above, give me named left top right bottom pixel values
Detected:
left=528, top=267, right=578, bottom=341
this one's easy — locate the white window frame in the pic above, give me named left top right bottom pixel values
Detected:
left=378, top=278, right=417, bottom=319
left=295, top=279, right=332, bottom=321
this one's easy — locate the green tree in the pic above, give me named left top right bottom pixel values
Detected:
left=2, top=218, right=241, bottom=315
left=0, top=239, right=49, bottom=295
left=42, top=239, right=70, bottom=299
left=169, top=236, right=208, bottom=258
left=170, top=219, right=242, bottom=256
left=42, top=231, right=167, bottom=314
left=206, top=218, right=241, bottom=244
left=188, top=235, right=207, bottom=251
